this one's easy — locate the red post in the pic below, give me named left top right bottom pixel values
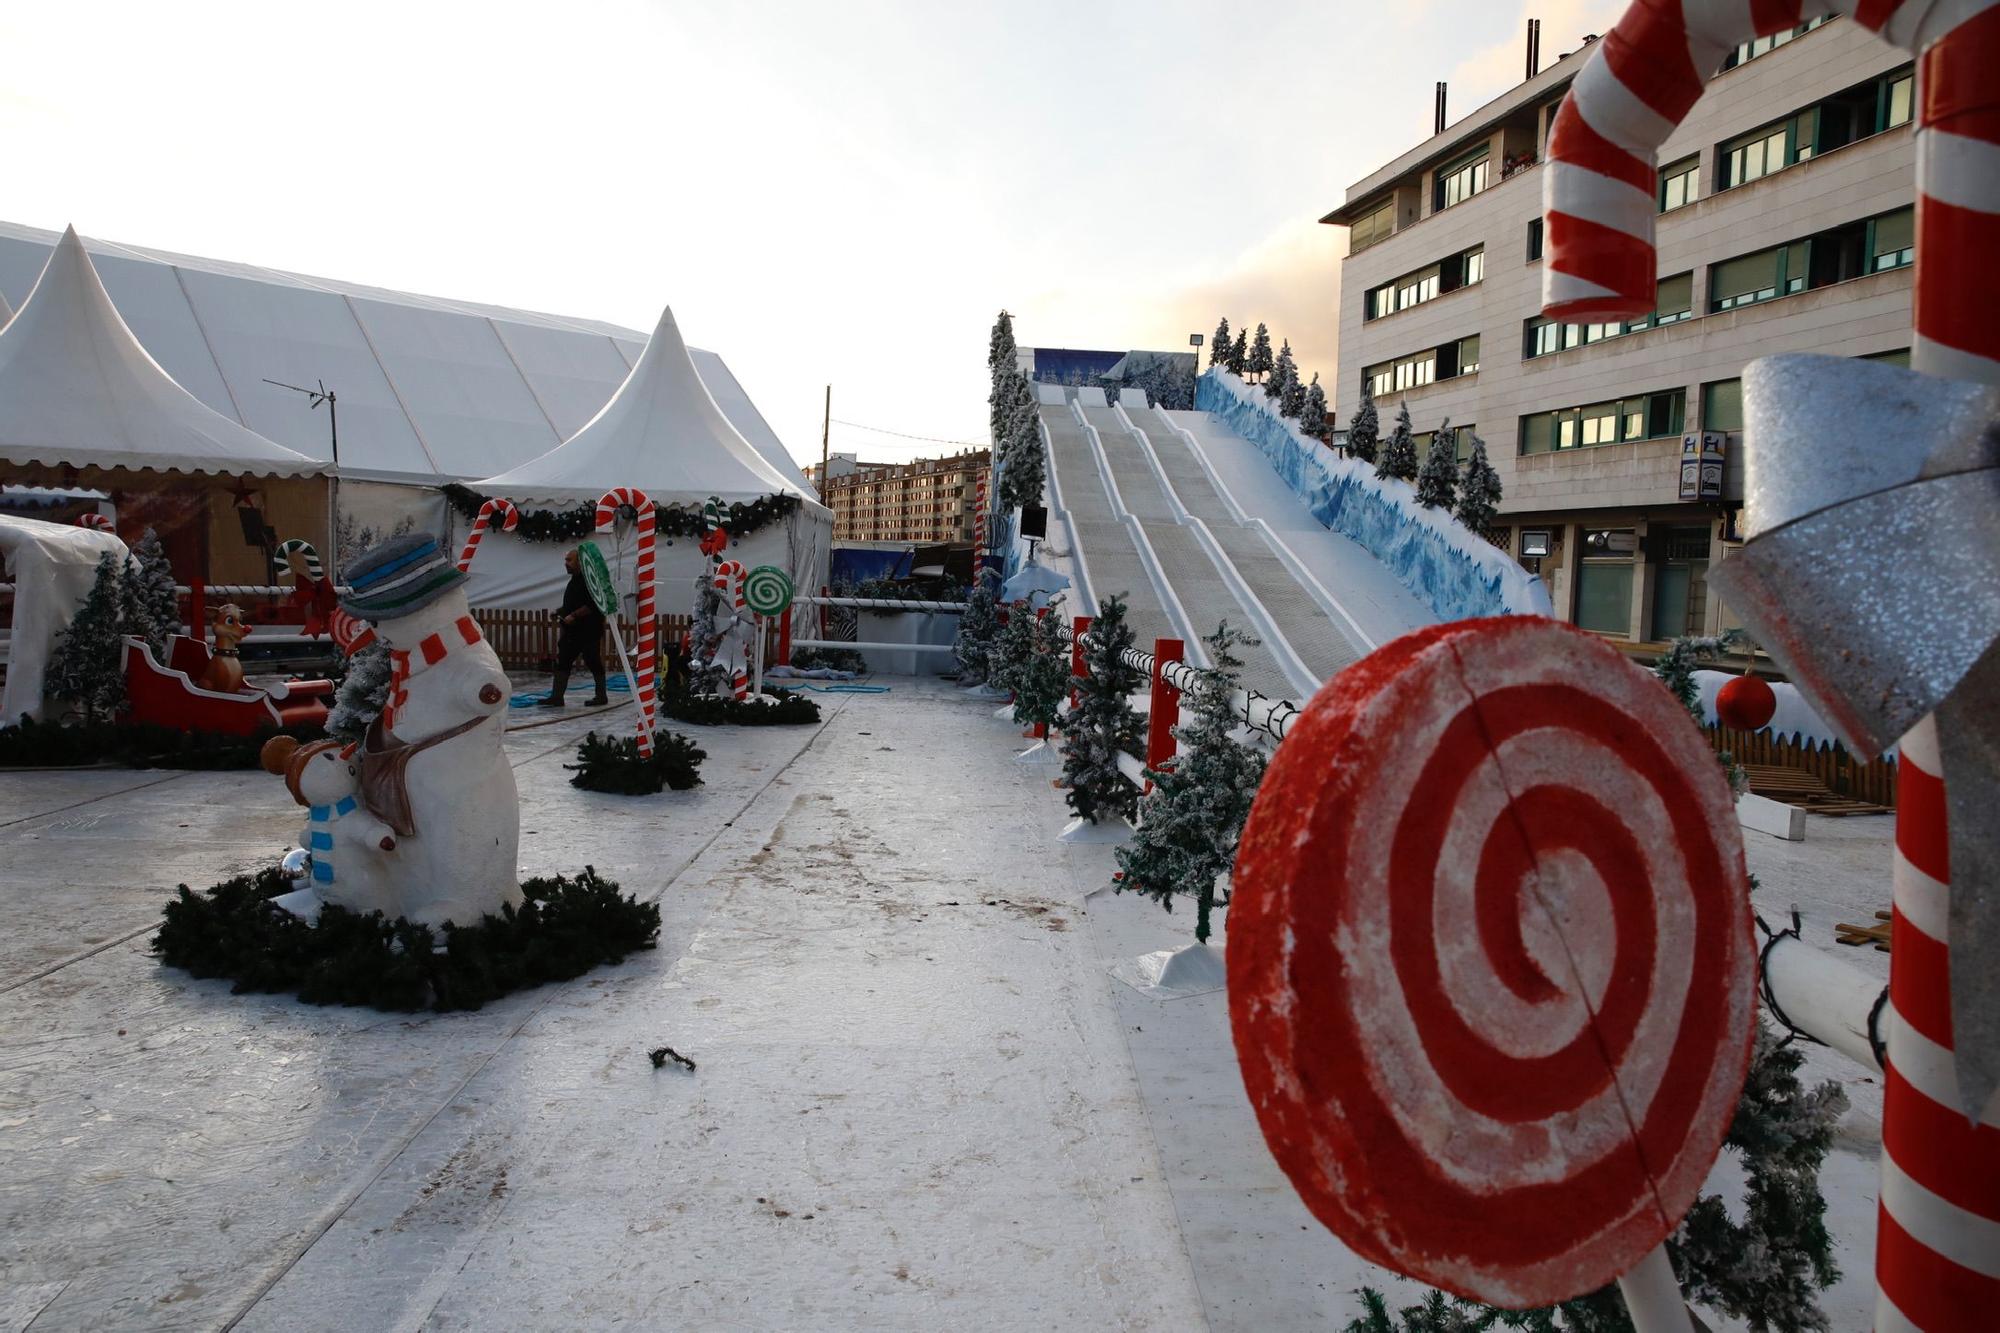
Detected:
left=189, top=580, right=207, bottom=646
left=1146, top=637, right=1185, bottom=793
left=1070, top=615, right=1090, bottom=710
left=778, top=604, right=793, bottom=666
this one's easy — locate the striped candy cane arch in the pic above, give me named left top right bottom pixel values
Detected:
left=1229, top=618, right=1756, bottom=1308
left=74, top=513, right=113, bottom=532
left=455, top=498, right=519, bottom=572
left=1548, top=3, right=2000, bottom=1327
left=595, top=488, right=659, bottom=757
left=712, top=559, right=751, bottom=700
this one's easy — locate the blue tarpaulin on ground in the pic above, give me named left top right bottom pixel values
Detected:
left=830, top=547, right=912, bottom=587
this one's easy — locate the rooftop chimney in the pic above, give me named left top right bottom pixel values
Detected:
left=1434, top=81, right=1448, bottom=135
left=1526, top=18, right=1542, bottom=79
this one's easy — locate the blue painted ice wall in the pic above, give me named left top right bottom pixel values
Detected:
left=1195, top=371, right=1551, bottom=623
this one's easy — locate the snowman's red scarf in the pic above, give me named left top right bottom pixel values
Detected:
left=382, top=614, right=484, bottom=732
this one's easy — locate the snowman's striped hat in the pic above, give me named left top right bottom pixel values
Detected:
left=339, top=533, right=465, bottom=621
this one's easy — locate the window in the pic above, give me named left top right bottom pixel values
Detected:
left=1711, top=242, right=1808, bottom=310
left=1884, top=72, right=1914, bottom=129
left=1364, top=245, right=1485, bottom=321
left=1702, top=379, right=1743, bottom=433
left=1523, top=273, right=1693, bottom=358
left=1659, top=157, right=1698, bottom=212
left=1413, top=424, right=1478, bottom=464
left=1872, top=207, right=1914, bottom=271
left=1720, top=14, right=1832, bottom=70
left=1350, top=200, right=1395, bottom=253
left=1720, top=111, right=1815, bottom=188
left=1527, top=218, right=1543, bottom=261
left=1519, top=389, right=1686, bottom=455
left=1437, top=335, right=1481, bottom=379
left=1435, top=147, right=1490, bottom=211
left=1365, top=334, right=1479, bottom=397
left=1865, top=347, right=1912, bottom=368
left=1710, top=207, right=1912, bottom=311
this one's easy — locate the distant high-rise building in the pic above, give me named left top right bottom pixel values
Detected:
left=806, top=449, right=991, bottom=544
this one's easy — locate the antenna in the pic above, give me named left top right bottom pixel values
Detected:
left=263, top=377, right=343, bottom=580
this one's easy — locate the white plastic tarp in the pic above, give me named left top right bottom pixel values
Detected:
left=0, top=514, right=128, bottom=726
left=0, top=229, right=324, bottom=478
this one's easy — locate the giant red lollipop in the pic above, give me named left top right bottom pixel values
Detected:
left=1229, top=617, right=1755, bottom=1308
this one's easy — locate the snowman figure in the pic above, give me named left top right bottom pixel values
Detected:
left=260, top=735, right=400, bottom=922
left=338, top=533, right=521, bottom=930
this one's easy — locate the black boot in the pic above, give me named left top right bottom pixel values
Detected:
left=539, top=670, right=569, bottom=707
left=584, top=666, right=608, bottom=707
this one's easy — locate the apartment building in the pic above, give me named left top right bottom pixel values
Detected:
left=806, top=449, right=991, bottom=544
left=1324, top=18, right=1914, bottom=644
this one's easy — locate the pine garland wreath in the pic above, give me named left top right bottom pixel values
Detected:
left=1456, top=432, right=1503, bottom=538
left=953, top=578, right=1003, bottom=682
left=0, top=716, right=320, bottom=770
left=441, top=484, right=797, bottom=546
left=1114, top=621, right=1268, bottom=943
left=1347, top=1019, right=1848, bottom=1333
left=660, top=687, right=821, bottom=727
left=1346, top=380, right=1381, bottom=464
left=120, top=528, right=180, bottom=660
left=326, top=642, right=394, bottom=744
left=1010, top=607, right=1068, bottom=733
left=1061, top=595, right=1146, bottom=824
left=154, top=864, right=661, bottom=1013
left=788, top=646, right=867, bottom=674
left=1416, top=420, right=1459, bottom=509
left=47, top=550, right=128, bottom=723
left=567, top=729, right=706, bottom=793
left=1300, top=374, right=1327, bottom=437
left=1211, top=317, right=1231, bottom=368
left=1377, top=400, right=1420, bottom=483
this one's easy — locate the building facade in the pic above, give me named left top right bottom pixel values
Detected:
left=1325, top=18, right=1913, bottom=645
left=806, top=449, right=990, bottom=544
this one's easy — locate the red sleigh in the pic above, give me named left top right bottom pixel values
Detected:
left=123, top=634, right=334, bottom=735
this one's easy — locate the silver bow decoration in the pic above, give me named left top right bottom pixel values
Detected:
left=1710, top=352, right=2000, bottom=1120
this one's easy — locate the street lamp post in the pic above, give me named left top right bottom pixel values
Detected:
left=1188, top=333, right=1204, bottom=409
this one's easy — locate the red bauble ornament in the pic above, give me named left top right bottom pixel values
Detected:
left=1714, top=674, right=1777, bottom=732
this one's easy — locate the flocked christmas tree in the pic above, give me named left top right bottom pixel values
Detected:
left=1416, top=419, right=1459, bottom=509
left=1265, top=338, right=1292, bottom=400
left=989, top=598, right=1037, bottom=700
left=1279, top=352, right=1306, bottom=418
left=1346, top=380, right=1380, bottom=464
left=1114, top=621, right=1268, bottom=944
left=1247, top=322, right=1274, bottom=383
left=1346, top=1019, right=1847, bottom=1333
left=1009, top=606, right=1068, bottom=734
left=987, top=308, right=1017, bottom=378
left=327, top=642, right=394, bottom=743
left=1376, top=400, right=1419, bottom=482
left=1300, top=373, right=1327, bottom=437
left=46, top=550, right=128, bottom=723
left=1457, top=431, right=1503, bottom=538
left=1227, top=328, right=1248, bottom=376
left=1060, top=595, right=1146, bottom=824
left=952, top=575, right=1002, bottom=684
left=1210, top=317, right=1231, bottom=369
left=119, top=527, right=180, bottom=660
left=999, top=407, right=1045, bottom=510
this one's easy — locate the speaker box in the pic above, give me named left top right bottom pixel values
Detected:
left=1020, top=505, right=1048, bottom=540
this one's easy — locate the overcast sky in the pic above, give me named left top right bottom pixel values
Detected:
left=1, top=0, right=1622, bottom=467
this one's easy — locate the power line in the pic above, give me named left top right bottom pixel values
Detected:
left=829, top=418, right=986, bottom=448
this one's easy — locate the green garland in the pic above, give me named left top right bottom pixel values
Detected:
left=441, top=483, right=801, bottom=544
left=661, top=687, right=822, bottom=727
left=566, top=730, right=706, bottom=794
left=154, top=865, right=660, bottom=1013
left=0, top=717, right=322, bottom=771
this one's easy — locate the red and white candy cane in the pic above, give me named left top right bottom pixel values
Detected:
left=1550, top=4, right=2000, bottom=1326
left=713, top=559, right=751, bottom=700
left=594, top=488, right=658, bottom=756
left=456, top=497, right=519, bottom=572
left=75, top=513, right=113, bottom=532
left=329, top=607, right=376, bottom=656
left=1230, top=618, right=1755, bottom=1312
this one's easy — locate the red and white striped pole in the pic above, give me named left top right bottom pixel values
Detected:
left=594, top=488, right=658, bottom=757
left=1546, top=4, right=2000, bottom=1327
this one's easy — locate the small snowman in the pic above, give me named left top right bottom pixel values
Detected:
left=339, top=533, right=521, bottom=930
left=260, top=735, right=401, bottom=922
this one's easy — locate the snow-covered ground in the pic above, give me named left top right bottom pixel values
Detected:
left=0, top=679, right=1894, bottom=1329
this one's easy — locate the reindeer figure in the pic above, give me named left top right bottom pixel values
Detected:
left=197, top=603, right=250, bottom=694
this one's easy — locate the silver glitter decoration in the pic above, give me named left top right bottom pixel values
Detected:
left=1710, top=352, right=2000, bottom=1120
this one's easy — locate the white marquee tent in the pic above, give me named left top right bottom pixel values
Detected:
left=0, top=221, right=815, bottom=578
left=468, top=306, right=831, bottom=614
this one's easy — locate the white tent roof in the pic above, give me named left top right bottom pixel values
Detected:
left=474, top=306, right=825, bottom=509
left=0, top=228, right=323, bottom=478
left=0, top=220, right=810, bottom=488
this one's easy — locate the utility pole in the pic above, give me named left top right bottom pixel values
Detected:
left=264, top=378, right=341, bottom=580
left=818, top=384, right=831, bottom=501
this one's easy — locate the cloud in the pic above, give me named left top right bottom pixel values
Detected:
left=1448, top=0, right=1626, bottom=108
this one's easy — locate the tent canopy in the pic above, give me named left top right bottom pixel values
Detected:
left=0, top=513, right=129, bottom=726
left=0, top=228, right=323, bottom=478
left=473, top=306, right=826, bottom=512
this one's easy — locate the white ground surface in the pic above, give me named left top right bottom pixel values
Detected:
left=0, top=679, right=1894, bottom=1330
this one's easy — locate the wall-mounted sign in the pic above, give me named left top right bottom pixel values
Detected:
left=1679, top=432, right=1725, bottom=501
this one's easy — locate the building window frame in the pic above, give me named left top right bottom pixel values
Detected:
left=1518, top=388, right=1687, bottom=456
left=1433, top=146, right=1491, bottom=212
left=1350, top=199, right=1396, bottom=254
left=1523, top=273, right=1693, bottom=358
left=1362, top=244, right=1486, bottom=322
left=1658, top=157, right=1698, bottom=212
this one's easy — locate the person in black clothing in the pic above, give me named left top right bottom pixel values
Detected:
left=541, top=547, right=608, bottom=707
